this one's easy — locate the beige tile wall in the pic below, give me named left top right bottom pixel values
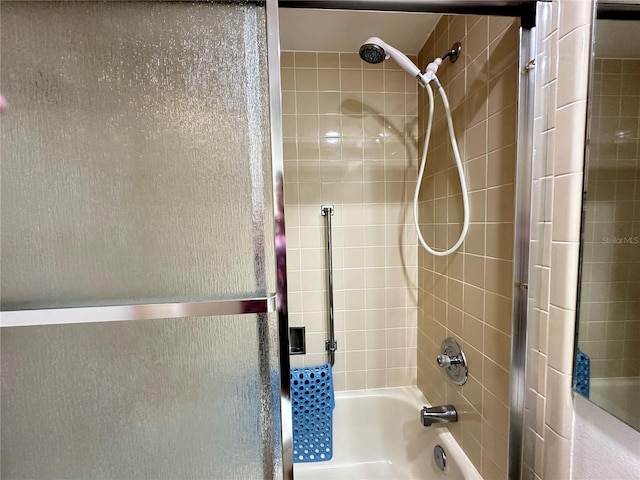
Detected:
left=579, top=58, right=640, bottom=379
left=415, top=15, right=519, bottom=479
left=523, top=1, right=592, bottom=479
left=281, top=51, right=419, bottom=391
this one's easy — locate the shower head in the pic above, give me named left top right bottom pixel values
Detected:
left=359, top=37, right=424, bottom=84
left=359, top=43, right=386, bottom=64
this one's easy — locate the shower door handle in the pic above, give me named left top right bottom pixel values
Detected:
left=1, top=295, right=277, bottom=328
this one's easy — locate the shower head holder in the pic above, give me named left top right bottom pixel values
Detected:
left=423, top=42, right=462, bottom=84
left=440, top=42, right=462, bottom=63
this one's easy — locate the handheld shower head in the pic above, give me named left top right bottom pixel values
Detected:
left=359, top=43, right=386, bottom=64
left=359, top=37, right=425, bottom=85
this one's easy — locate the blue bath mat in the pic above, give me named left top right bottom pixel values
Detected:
left=290, top=363, right=335, bottom=463
left=575, top=349, right=590, bottom=398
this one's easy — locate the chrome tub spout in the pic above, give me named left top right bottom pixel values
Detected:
left=420, top=405, right=458, bottom=427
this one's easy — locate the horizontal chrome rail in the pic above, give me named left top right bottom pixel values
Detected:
left=278, top=0, right=540, bottom=28
left=1, top=295, right=277, bottom=328
left=278, top=0, right=539, bottom=16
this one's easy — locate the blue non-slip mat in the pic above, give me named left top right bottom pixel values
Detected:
left=575, top=349, right=590, bottom=398
left=290, top=363, right=335, bottom=463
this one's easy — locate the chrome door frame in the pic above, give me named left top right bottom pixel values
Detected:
left=1, top=1, right=292, bottom=478
left=265, top=0, right=293, bottom=478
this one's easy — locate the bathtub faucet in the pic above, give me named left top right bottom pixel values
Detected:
left=420, top=405, right=458, bottom=426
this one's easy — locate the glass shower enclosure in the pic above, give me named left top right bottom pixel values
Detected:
left=0, top=1, right=290, bottom=478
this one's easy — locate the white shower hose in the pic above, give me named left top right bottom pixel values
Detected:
left=413, top=78, right=469, bottom=256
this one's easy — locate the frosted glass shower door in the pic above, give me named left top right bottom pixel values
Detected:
left=0, top=1, right=285, bottom=479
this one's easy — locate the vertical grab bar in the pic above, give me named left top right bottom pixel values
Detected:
left=321, top=205, right=337, bottom=366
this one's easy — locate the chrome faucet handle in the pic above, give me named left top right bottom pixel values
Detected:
left=436, top=353, right=463, bottom=368
left=436, top=338, right=468, bottom=385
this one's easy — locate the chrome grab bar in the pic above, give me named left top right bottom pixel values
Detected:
left=321, top=205, right=337, bottom=366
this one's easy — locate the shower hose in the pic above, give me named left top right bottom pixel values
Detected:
left=413, top=77, right=469, bottom=256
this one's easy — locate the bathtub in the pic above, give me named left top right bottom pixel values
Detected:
left=293, top=386, right=482, bottom=480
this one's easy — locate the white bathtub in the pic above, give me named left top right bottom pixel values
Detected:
left=293, top=386, right=482, bottom=480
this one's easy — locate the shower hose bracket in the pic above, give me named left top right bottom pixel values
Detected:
left=321, top=205, right=334, bottom=216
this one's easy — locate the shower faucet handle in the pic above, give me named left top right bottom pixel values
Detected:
left=436, top=353, right=463, bottom=368
left=436, top=337, right=468, bottom=385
